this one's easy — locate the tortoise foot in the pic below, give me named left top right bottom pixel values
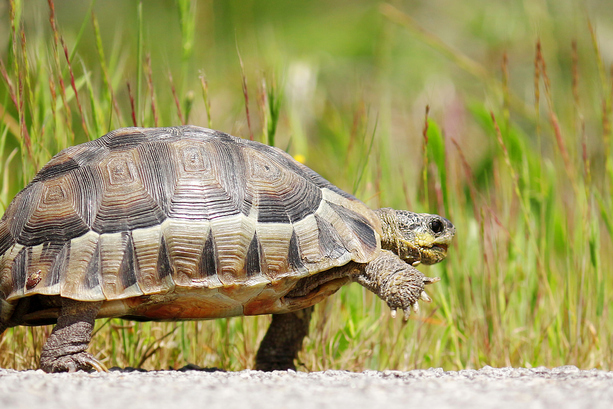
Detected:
left=255, top=308, right=312, bottom=372
left=254, top=359, right=296, bottom=372
left=40, top=351, right=107, bottom=373
left=39, top=300, right=104, bottom=373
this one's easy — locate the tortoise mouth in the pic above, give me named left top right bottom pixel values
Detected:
left=419, top=243, right=449, bottom=265
left=431, top=243, right=448, bottom=252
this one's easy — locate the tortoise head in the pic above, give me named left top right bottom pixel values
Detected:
left=375, top=208, right=455, bottom=265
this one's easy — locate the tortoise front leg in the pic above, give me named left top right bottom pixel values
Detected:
left=255, top=306, right=313, bottom=371
left=40, top=298, right=106, bottom=373
left=354, top=249, right=438, bottom=320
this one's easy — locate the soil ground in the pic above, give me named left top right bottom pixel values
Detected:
left=1, top=366, right=612, bottom=409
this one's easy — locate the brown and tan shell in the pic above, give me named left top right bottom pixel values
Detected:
left=0, top=126, right=381, bottom=320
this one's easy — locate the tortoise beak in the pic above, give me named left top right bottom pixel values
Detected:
left=423, top=243, right=448, bottom=264
left=412, top=232, right=452, bottom=265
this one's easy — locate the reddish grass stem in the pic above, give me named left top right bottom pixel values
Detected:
left=48, top=0, right=73, bottom=144
left=451, top=137, right=478, bottom=219
left=92, top=11, right=121, bottom=129
left=127, top=82, right=137, bottom=127
left=62, top=38, right=89, bottom=139
left=421, top=105, right=430, bottom=202
left=236, top=45, right=253, bottom=140
left=169, top=71, right=185, bottom=125
left=199, top=74, right=212, bottom=128
left=145, top=55, right=159, bottom=127
left=537, top=41, right=574, bottom=186
left=572, top=40, right=580, bottom=109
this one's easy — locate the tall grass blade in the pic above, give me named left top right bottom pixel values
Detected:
left=199, top=74, right=212, bottom=128
left=236, top=43, right=253, bottom=140
left=136, top=1, right=143, bottom=124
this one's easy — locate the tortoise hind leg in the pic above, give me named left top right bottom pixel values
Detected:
left=0, top=299, right=18, bottom=335
left=40, top=298, right=106, bottom=373
left=255, top=306, right=313, bottom=371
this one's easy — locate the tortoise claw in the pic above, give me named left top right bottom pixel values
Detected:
left=86, top=355, right=108, bottom=373
left=41, top=352, right=107, bottom=373
left=423, top=276, right=441, bottom=285
left=420, top=291, right=432, bottom=303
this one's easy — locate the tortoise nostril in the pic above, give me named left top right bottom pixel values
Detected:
left=430, top=219, right=444, bottom=234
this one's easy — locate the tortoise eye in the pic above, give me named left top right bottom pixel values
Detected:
left=430, top=219, right=444, bottom=234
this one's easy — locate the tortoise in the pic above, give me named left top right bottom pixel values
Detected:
left=0, top=125, right=455, bottom=372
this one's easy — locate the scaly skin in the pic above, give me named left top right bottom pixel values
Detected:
left=254, top=209, right=454, bottom=371
left=354, top=249, right=438, bottom=319
left=374, top=208, right=455, bottom=265
left=26, top=209, right=452, bottom=373
left=39, top=299, right=106, bottom=373
left=254, top=307, right=313, bottom=371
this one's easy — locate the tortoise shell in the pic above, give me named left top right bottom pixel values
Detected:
left=0, top=126, right=381, bottom=321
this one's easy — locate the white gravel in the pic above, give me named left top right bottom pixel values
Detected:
left=1, top=366, right=612, bottom=409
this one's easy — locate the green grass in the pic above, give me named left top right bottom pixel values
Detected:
left=0, top=0, right=612, bottom=371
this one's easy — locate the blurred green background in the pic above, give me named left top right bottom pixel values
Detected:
left=0, top=0, right=612, bottom=371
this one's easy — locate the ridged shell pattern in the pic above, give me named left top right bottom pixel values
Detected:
left=0, top=126, right=381, bottom=303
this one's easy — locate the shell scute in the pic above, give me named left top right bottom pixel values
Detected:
left=60, top=232, right=105, bottom=301
left=0, top=219, right=15, bottom=261
left=92, top=150, right=167, bottom=233
left=246, top=150, right=322, bottom=224
left=0, top=126, right=382, bottom=311
left=103, top=128, right=150, bottom=150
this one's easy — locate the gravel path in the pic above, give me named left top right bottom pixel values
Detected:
left=1, top=366, right=612, bottom=409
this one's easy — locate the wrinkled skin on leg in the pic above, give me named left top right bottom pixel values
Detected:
left=40, top=299, right=106, bottom=373
left=255, top=306, right=313, bottom=371
left=354, top=249, right=437, bottom=320
left=33, top=208, right=452, bottom=373
left=255, top=249, right=437, bottom=371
